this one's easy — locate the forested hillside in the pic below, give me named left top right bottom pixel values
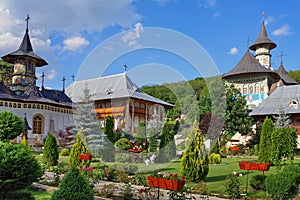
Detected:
left=288, top=70, right=300, bottom=83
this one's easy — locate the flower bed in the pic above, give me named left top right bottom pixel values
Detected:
left=147, top=173, right=185, bottom=191
left=238, top=161, right=270, bottom=171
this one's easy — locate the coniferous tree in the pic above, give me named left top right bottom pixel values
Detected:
left=274, top=105, right=291, bottom=128
left=136, top=122, right=146, bottom=145
left=52, top=166, right=94, bottom=200
left=69, top=130, right=88, bottom=167
left=102, top=115, right=115, bottom=162
left=43, top=133, right=59, bottom=166
left=71, top=87, right=106, bottom=158
left=180, top=119, right=209, bottom=182
left=258, top=117, right=275, bottom=164
left=147, top=127, right=158, bottom=152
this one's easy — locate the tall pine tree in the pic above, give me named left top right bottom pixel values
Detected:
left=102, top=115, right=115, bottom=162
left=180, top=119, right=209, bottom=182
left=71, top=87, right=106, bottom=158
left=258, top=117, right=275, bottom=164
left=274, top=105, right=291, bottom=128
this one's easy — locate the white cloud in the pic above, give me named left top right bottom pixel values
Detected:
left=272, top=24, right=291, bottom=36
left=46, top=69, right=57, bottom=80
left=122, top=22, right=144, bottom=47
left=228, top=47, right=239, bottom=55
left=62, top=36, right=89, bottom=52
left=197, top=0, right=216, bottom=8
left=213, top=12, right=220, bottom=18
left=265, top=16, right=274, bottom=25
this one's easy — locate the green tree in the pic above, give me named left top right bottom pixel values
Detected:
left=0, top=142, right=43, bottom=198
left=157, top=121, right=178, bottom=162
left=20, top=135, right=28, bottom=148
left=52, top=166, right=94, bottom=200
left=0, top=59, right=13, bottom=85
left=102, top=115, right=115, bottom=162
left=258, top=117, right=275, bottom=164
left=0, top=111, right=24, bottom=142
left=69, top=130, right=88, bottom=167
left=71, top=87, right=106, bottom=158
left=271, top=127, right=297, bottom=169
left=199, top=85, right=211, bottom=118
left=180, top=120, right=209, bottom=182
left=274, top=105, right=291, bottom=128
left=223, top=84, right=253, bottom=144
left=43, top=133, right=59, bottom=166
left=147, top=127, right=158, bottom=152
left=136, top=122, right=146, bottom=145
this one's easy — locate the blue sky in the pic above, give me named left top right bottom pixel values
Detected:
left=0, top=0, right=299, bottom=89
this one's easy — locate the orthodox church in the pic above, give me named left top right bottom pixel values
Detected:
left=0, top=17, right=73, bottom=145
left=223, top=18, right=298, bottom=109
left=223, top=17, right=300, bottom=148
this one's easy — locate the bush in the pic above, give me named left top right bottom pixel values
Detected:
left=0, top=111, right=24, bottom=142
left=60, top=148, right=70, bottom=156
left=52, top=166, right=94, bottom=200
left=0, top=142, right=43, bottom=198
left=43, top=133, right=59, bottom=166
left=209, top=153, right=221, bottom=164
left=69, top=130, right=88, bottom=167
left=115, top=153, right=132, bottom=163
left=115, top=138, right=131, bottom=151
left=250, top=174, right=266, bottom=191
left=112, top=163, right=138, bottom=174
left=265, top=165, right=300, bottom=200
left=224, top=174, right=241, bottom=199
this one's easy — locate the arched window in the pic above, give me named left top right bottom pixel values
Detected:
left=32, top=114, right=44, bottom=134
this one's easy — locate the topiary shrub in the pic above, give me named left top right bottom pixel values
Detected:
left=43, top=133, right=59, bottom=166
left=0, top=111, right=24, bottom=142
left=51, top=166, right=94, bottom=200
left=69, top=130, right=88, bottom=167
left=250, top=174, right=266, bottom=191
left=115, top=138, right=131, bottom=151
left=59, top=148, right=70, bottom=156
left=0, top=142, right=43, bottom=198
left=209, top=153, right=221, bottom=164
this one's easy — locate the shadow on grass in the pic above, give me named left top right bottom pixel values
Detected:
left=206, top=170, right=257, bottom=182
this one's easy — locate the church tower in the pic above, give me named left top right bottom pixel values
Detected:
left=1, top=15, right=47, bottom=95
left=249, top=19, right=277, bottom=69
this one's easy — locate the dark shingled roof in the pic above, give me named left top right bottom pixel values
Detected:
left=41, top=89, right=73, bottom=104
left=277, top=63, right=298, bottom=85
left=1, top=28, right=48, bottom=67
left=222, top=50, right=279, bottom=79
left=249, top=19, right=277, bottom=51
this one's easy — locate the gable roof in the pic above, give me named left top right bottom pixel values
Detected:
left=249, top=19, right=277, bottom=51
left=277, top=63, right=298, bottom=85
left=250, top=85, right=300, bottom=116
left=66, top=73, right=173, bottom=107
left=222, top=50, right=279, bottom=79
left=1, top=28, right=48, bottom=67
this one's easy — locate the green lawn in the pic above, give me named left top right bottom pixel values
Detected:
left=33, top=152, right=300, bottom=198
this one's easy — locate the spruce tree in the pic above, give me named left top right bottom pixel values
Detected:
left=258, top=117, right=275, bottom=164
left=69, top=130, right=88, bottom=167
left=51, top=166, right=94, bottom=200
left=71, top=87, right=106, bottom=158
left=180, top=120, right=209, bottom=182
left=43, top=133, right=59, bottom=166
left=274, top=105, right=291, bottom=128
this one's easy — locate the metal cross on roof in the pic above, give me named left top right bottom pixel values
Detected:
left=25, top=15, right=30, bottom=31
left=262, top=11, right=265, bottom=20
left=244, top=37, right=251, bottom=49
left=71, top=74, right=75, bottom=82
left=278, top=51, right=286, bottom=64
left=123, top=63, right=128, bottom=72
left=61, top=76, right=66, bottom=92
left=41, top=72, right=46, bottom=90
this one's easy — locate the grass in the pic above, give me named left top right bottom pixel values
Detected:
left=32, top=151, right=300, bottom=198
